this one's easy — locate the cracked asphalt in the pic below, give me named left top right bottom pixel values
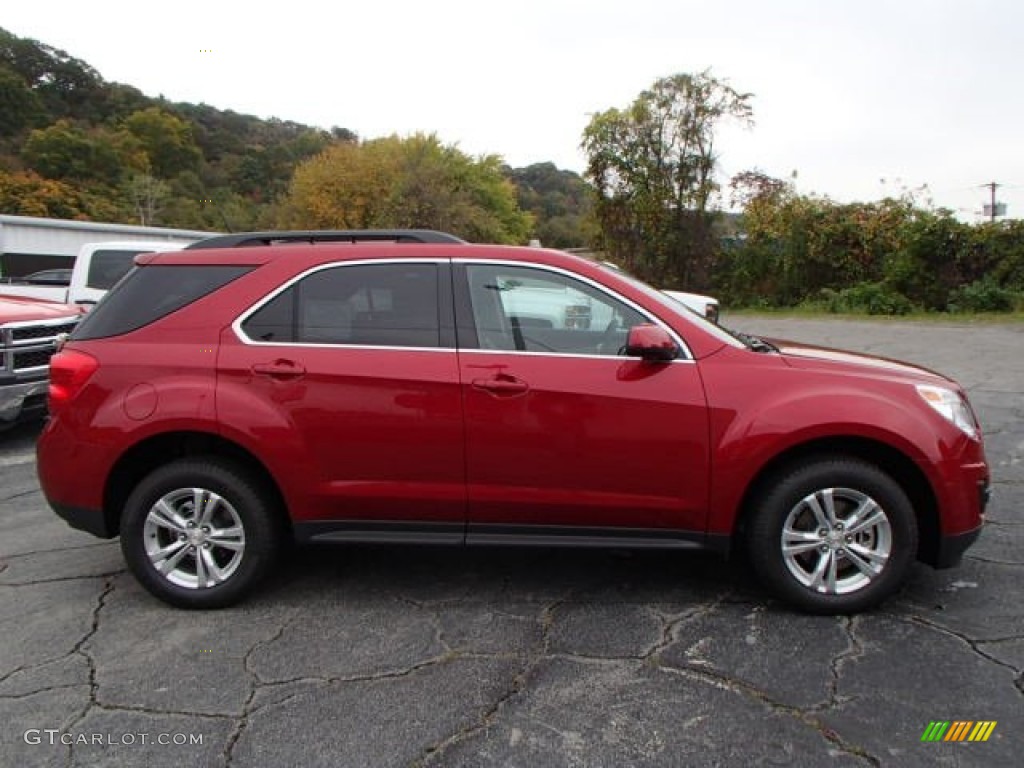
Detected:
left=1, top=316, right=1021, bottom=767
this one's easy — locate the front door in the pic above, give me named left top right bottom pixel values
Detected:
left=456, top=262, right=710, bottom=541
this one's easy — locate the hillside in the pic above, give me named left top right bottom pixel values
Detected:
left=0, top=27, right=589, bottom=243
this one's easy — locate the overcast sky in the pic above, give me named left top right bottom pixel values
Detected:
left=4, top=0, right=1022, bottom=219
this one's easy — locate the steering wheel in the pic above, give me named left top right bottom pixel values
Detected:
left=596, top=319, right=626, bottom=356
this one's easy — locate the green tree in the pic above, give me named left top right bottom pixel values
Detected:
left=0, top=28, right=104, bottom=121
left=279, top=134, right=531, bottom=243
left=22, top=120, right=136, bottom=186
left=0, top=66, right=45, bottom=136
left=123, top=107, right=201, bottom=178
left=582, top=71, right=752, bottom=289
left=507, top=162, right=592, bottom=248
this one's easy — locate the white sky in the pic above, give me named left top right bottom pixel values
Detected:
left=4, top=0, right=1022, bottom=219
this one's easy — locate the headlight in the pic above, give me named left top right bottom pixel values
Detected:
left=916, top=385, right=978, bottom=439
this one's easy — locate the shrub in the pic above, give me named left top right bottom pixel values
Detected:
left=947, top=279, right=1015, bottom=313
left=813, top=282, right=915, bottom=315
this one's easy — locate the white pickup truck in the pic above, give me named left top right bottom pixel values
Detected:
left=0, top=241, right=186, bottom=306
left=0, top=241, right=190, bottom=427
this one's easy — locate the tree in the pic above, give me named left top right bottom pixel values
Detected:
left=507, top=162, right=592, bottom=248
left=0, top=168, right=118, bottom=219
left=278, top=133, right=532, bottom=243
left=125, top=173, right=169, bottom=225
left=123, top=107, right=201, bottom=178
left=22, top=119, right=142, bottom=186
left=582, top=71, right=752, bottom=289
left=0, top=28, right=105, bottom=121
left=0, top=65, right=45, bottom=136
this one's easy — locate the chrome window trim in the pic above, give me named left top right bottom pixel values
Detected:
left=232, top=258, right=453, bottom=351
left=232, top=256, right=694, bottom=363
left=459, top=348, right=694, bottom=364
left=455, top=258, right=694, bottom=361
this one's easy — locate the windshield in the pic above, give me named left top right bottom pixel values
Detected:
left=596, top=263, right=745, bottom=349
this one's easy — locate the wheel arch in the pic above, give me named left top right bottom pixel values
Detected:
left=102, top=431, right=291, bottom=539
left=732, top=436, right=941, bottom=565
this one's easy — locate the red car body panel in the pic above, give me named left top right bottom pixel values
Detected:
left=460, top=351, right=710, bottom=530
left=697, top=344, right=987, bottom=538
left=216, top=334, right=466, bottom=524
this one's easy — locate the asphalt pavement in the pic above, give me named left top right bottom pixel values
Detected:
left=1, top=316, right=1021, bottom=767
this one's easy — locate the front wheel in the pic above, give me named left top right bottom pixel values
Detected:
left=120, top=459, right=280, bottom=609
left=746, top=458, right=917, bottom=614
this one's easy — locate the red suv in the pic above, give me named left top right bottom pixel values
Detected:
left=37, top=230, right=989, bottom=612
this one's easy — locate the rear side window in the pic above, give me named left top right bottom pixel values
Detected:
left=73, top=265, right=252, bottom=340
left=241, top=263, right=440, bottom=348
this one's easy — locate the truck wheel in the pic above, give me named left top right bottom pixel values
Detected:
left=746, top=458, right=917, bottom=614
left=120, top=459, right=280, bottom=609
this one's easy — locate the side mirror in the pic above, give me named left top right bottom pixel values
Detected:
left=624, top=324, right=678, bottom=362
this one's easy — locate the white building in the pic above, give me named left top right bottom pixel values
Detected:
left=0, top=215, right=213, bottom=277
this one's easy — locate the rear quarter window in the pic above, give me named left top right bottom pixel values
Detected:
left=72, top=265, right=252, bottom=340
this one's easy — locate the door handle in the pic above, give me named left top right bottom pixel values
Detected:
left=251, top=359, right=306, bottom=379
left=472, top=376, right=529, bottom=396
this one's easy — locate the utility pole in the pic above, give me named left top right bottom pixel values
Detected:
left=981, top=182, right=1005, bottom=222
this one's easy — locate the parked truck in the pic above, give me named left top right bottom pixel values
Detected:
left=0, top=241, right=187, bottom=306
left=0, top=296, right=82, bottom=429
left=0, top=240, right=197, bottom=427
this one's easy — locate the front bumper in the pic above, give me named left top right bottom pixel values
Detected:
left=931, top=477, right=989, bottom=568
left=934, top=524, right=983, bottom=569
left=0, top=377, right=48, bottom=426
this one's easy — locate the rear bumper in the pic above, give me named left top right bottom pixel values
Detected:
left=51, top=501, right=116, bottom=539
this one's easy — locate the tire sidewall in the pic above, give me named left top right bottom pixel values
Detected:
left=120, top=459, right=277, bottom=609
left=747, top=459, right=918, bottom=614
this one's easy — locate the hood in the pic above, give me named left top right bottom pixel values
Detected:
left=768, top=338, right=952, bottom=385
left=0, top=295, right=83, bottom=324
left=663, top=289, right=718, bottom=307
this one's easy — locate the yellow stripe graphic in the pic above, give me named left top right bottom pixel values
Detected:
left=970, top=721, right=997, bottom=742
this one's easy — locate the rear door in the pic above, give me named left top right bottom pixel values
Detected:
left=455, top=261, right=711, bottom=543
left=218, top=258, right=466, bottom=538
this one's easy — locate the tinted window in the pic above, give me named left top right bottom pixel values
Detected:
left=466, top=264, right=645, bottom=356
left=242, top=263, right=440, bottom=348
left=73, top=265, right=252, bottom=340
left=87, top=249, right=150, bottom=290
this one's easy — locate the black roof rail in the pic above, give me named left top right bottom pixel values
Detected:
left=184, top=229, right=465, bottom=250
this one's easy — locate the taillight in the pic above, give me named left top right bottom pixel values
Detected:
left=48, top=349, right=99, bottom=414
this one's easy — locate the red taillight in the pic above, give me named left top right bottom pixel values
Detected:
left=48, top=349, right=99, bottom=414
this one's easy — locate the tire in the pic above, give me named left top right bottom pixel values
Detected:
left=746, top=457, right=917, bottom=614
left=120, top=458, right=280, bottom=609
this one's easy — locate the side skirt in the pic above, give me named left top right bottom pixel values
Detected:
left=294, top=520, right=730, bottom=555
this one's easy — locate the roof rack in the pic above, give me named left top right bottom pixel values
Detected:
left=184, top=229, right=466, bottom=250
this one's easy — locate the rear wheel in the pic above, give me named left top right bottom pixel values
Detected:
left=746, top=458, right=917, bottom=614
left=120, top=459, right=280, bottom=608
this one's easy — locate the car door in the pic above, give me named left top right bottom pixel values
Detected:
left=218, top=258, right=466, bottom=537
left=456, top=261, right=711, bottom=543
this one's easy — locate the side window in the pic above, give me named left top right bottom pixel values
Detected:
left=465, top=264, right=645, bottom=356
left=241, top=263, right=440, bottom=348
